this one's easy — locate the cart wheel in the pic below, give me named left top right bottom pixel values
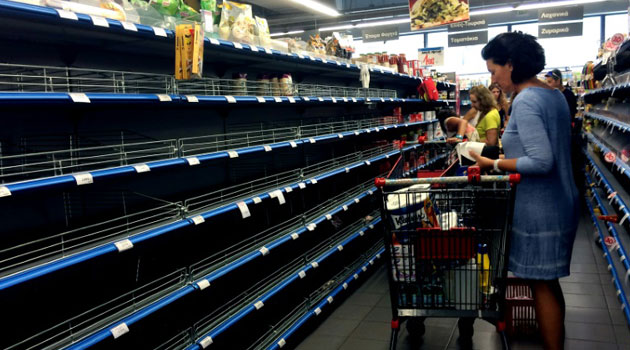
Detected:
left=406, top=318, right=425, bottom=337
left=496, top=321, right=506, bottom=332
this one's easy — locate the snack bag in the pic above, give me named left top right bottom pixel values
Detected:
left=255, top=16, right=271, bottom=47
left=179, top=1, right=200, bottom=21
left=219, top=0, right=254, bottom=43
left=191, top=22, right=204, bottom=78
left=150, top=0, right=180, bottom=17
left=420, top=196, right=439, bottom=228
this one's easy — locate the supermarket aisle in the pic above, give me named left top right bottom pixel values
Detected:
left=296, top=214, right=630, bottom=350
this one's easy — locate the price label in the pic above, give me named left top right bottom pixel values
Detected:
left=225, top=95, right=237, bottom=103
left=309, top=138, right=316, bottom=144
left=228, top=150, right=239, bottom=158
left=237, top=201, right=251, bottom=218
left=200, top=336, right=213, bottom=348
left=354, top=131, right=360, bottom=136
left=352, top=97, right=357, bottom=102
left=191, top=215, right=205, bottom=225
left=297, top=53, right=304, bottom=59
left=264, top=48, right=272, bottom=54
left=359, top=230, right=365, bottom=236
left=264, top=145, right=272, bottom=152
left=278, top=339, right=287, bottom=348
left=318, top=97, right=324, bottom=102
left=366, top=98, right=372, bottom=102
left=0, top=186, right=11, bottom=197
left=342, top=97, right=348, bottom=102
left=309, top=56, right=316, bottom=61
left=252, top=196, right=262, bottom=204
left=110, top=323, right=129, bottom=339
left=327, top=296, right=334, bottom=304
left=284, top=186, right=293, bottom=193
left=157, top=94, right=171, bottom=102
left=368, top=190, right=374, bottom=195
left=249, top=45, right=258, bottom=52
left=259, top=247, right=270, bottom=256
left=311, top=262, right=319, bottom=268
left=186, top=157, right=200, bottom=166
left=133, top=164, right=150, bottom=173
left=196, top=279, right=210, bottom=290
left=121, top=21, right=137, bottom=32
left=253, top=301, right=264, bottom=310
left=331, top=97, right=337, bottom=103
left=186, top=95, right=199, bottom=103
left=114, top=239, right=133, bottom=252
left=289, top=141, right=298, bottom=148
left=354, top=198, right=360, bottom=203
left=287, top=96, right=296, bottom=103
left=68, top=93, right=90, bottom=103
left=338, top=133, right=344, bottom=139
left=346, top=63, right=351, bottom=68
left=366, top=129, right=371, bottom=133
left=321, top=59, right=328, bottom=64
left=343, top=205, right=348, bottom=211
left=354, top=273, right=359, bottom=280
left=73, top=173, right=93, bottom=186
left=298, top=270, right=306, bottom=279
left=307, top=223, right=317, bottom=231
left=375, top=127, right=380, bottom=132
left=365, top=160, right=371, bottom=166
left=303, top=96, right=310, bottom=101
left=310, top=178, right=318, bottom=184
left=337, top=245, right=344, bottom=251
left=326, top=214, right=332, bottom=220
left=336, top=61, right=341, bottom=66
left=376, top=254, right=381, bottom=259
left=345, top=167, right=350, bottom=173
left=275, top=191, right=286, bottom=205
left=369, top=224, right=374, bottom=229
left=298, top=183, right=306, bottom=189
left=362, top=266, right=368, bottom=272
left=56, top=9, right=78, bottom=20
left=152, top=26, right=168, bottom=37
left=274, top=97, right=282, bottom=103
left=209, top=38, right=220, bottom=45
left=369, top=260, right=374, bottom=265
left=233, top=42, right=243, bottom=49
left=343, top=283, right=348, bottom=289
left=90, top=15, right=109, bottom=27
left=291, top=233, right=299, bottom=240
left=256, top=96, right=266, bottom=103
left=380, top=98, right=385, bottom=102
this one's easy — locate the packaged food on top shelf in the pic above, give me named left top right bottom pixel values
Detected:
left=254, top=16, right=271, bottom=47
left=175, top=22, right=203, bottom=79
left=306, top=34, right=327, bottom=57
left=149, top=0, right=179, bottom=17
left=280, top=74, right=293, bottom=96
left=46, top=0, right=127, bottom=20
left=232, top=73, right=247, bottom=95
left=218, top=0, right=255, bottom=44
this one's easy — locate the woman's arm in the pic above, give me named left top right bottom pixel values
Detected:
left=463, top=108, right=477, bottom=121
left=485, top=129, right=498, bottom=146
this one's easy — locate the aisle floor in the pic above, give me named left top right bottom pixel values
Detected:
left=296, top=215, right=630, bottom=350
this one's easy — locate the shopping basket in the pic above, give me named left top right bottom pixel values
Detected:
left=375, top=166, right=520, bottom=350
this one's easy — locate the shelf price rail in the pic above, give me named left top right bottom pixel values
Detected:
left=585, top=151, right=630, bottom=229
left=0, top=119, right=437, bottom=198
left=585, top=171, right=630, bottom=282
left=585, top=191, right=630, bottom=326
left=585, top=111, right=630, bottom=134
left=585, top=132, right=630, bottom=183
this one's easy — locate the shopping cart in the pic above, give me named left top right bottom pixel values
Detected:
left=375, top=166, right=520, bottom=350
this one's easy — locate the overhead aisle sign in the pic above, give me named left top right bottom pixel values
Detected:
left=537, top=5, right=583, bottom=39
left=418, top=47, right=444, bottom=66
left=448, top=30, right=488, bottom=47
left=538, top=6, right=583, bottom=22
left=538, top=22, right=583, bottom=38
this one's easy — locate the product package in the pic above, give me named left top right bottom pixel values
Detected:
left=175, top=23, right=204, bottom=80
left=219, top=1, right=255, bottom=44
left=149, top=0, right=180, bottom=17
left=255, top=16, right=271, bottom=47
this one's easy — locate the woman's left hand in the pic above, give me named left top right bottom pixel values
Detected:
left=469, top=151, right=494, bottom=170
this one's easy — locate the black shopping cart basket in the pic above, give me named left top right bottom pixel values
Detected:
left=375, top=165, right=520, bottom=350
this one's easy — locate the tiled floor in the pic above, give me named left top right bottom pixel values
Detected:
left=296, top=214, right=630, bottom=350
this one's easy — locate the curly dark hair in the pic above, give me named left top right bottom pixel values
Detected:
left=481, top=31, right=546, bottom=84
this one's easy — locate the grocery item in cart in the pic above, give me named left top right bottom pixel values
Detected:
left=438, top=211, right=458, bottom=229
left=391, top=233, right=416, bottom=282
left=386, top=184, right=439, bottom=230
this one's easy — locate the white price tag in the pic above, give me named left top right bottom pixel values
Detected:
left=369, top=224, right=374, bottom=229
left=620, top=213, right=629, bottom=225
left=284, top=186, right=293, bottom=193
left=289, top=141, right=298, bottom=148
left=265, top=48, right=272, bottom=54
left=186, top=95, right=199, bottom=103
left=331, top=97, right=337, bottom=103
left=310, top=178, right=317, bottom=184
left=352, top=97, right=357, bottom=102
left=298, top=183, right=306, bottom=189
left=69, top=93, right=90, bottom=103
left=380, top=98, right=385, bottom=102
left=345, top=167, right=350, bottom=173
left=191, top=215, right=205, bottom=225
left=0, top=186, right=11, bottom=198
left=237, top=201, right=251, bottom=218
left=121, top=21, right=137, bottom=31
left=152, top=26, right=167, bottom=37
left=318, top=97, right=324, bottom=102
left=368, top=190, right=373, bottom=195
left=389, top=98, right=394, bottom=102
left=90, top=15, right=109, bottom=27
left=133, top=164, right=150, bottom=173
left=327, top=296, right=334, bottom=303
left=225, top=95, right=237, bottom=103
left=354, top=274, right=359, bottom=280
left=186, top=157, right=200, bottom=166
left=354, top=198, right=360, bottom=204
left=367, top=98, right=372, bottom=102
left=384, top=126, right=388, bottom=130
left=157, top=94, right=171, bottom=102
left=309, top=55, right=316, bottom=61
left=326, top=214, right=332, bottom=220
left=73, top=173, right=93, bottom=186
left=343, top=283, right=348, bottom=289
left=114, top=239, right=133, bottom=252
left=254, top=301, right=264, bottom=310
left=369, top=260, right=374, bottom=265
left=366, top=129, right=371, bottom=133
left=359, top=230, right=365, bottom=236
left=354, top=131, right=360, bottom=136
left=291, top=233, right=299, bottom=240
left=362, top=266, right=368, bottom=272
left=309, top=138, right=316, bottom=144
left=196, top=279, right=211, bottom=290
left=264, top=145, right=272, bottom=152
left=253, top=196, right=262, bottom=204
left=110, top=323, right=129, bottom=339
left=311, top=262, right=319, bottom=268
left=307, top=223, right=317, bottom=231
left=275, top=191, right=286, bottom=205
left=376, top=254, right=381, bottom=259
left=233, top=42, right=243, bottom=49
left=304, top=97, right=310, bottom=101
left=278, top=339, right=286, bottom=348
left=375, top=127, right=380, bottom=132
left=249, top=45, right=258, bottom=52
left=259, top=247, right=270, bottom=256
left=343, top=97, right=348, bottom=102
left=228, top=150, right=239, bottom=158
left=56, top=9, right=78, bottom=20
left=314, top=308, right=322, bottom=315
left=343, top=205, right=348, bottom=211
left=337, top=245, right=344, bottom=251
left=274, top=97, right=282, bottom=103
left=288, top=96, right=296, bottom=103
left=297, top=53, right=304, bottom=59
left=209, top=38, right=220, bottom=45
left=200, top=336, right=213, bottom=348
left=256, top=96, right=266, bottom=103
left=322, top=59, right=328, bottom=64
left=365, top=160, right=371, bottom=166
left=298, top=270, right=306, bottom=279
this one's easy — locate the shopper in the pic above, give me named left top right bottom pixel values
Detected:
left=545, top=69, right=577, bottom=118
left=471, top=31, right=579, bottom=350
left=469, top=85, right=500, bottom=146
left=436, top=108, right=480, bottom=143
left=489, top=82, right=510, bottom=129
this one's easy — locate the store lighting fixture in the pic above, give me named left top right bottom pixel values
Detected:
left=290, top=0, right=341, bottom=17
left=469, top=6, right=513, bottom=16
left=355, top=18, right=410, bottom=28
left=270, top=30, right=305, bottom=37
left=515, top=0, right=606, bottom=11
left=319, top=24, right=354, bottom=31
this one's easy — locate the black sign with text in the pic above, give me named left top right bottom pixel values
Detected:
left=538, top=22, right=583, bottom=38
left=538, top=5, right=583, bottom=23
left=448, top=16, right=488, bottom=33
left=448, top=30, right=488, bottom=47
left=361, top=26, right=399, bottom=43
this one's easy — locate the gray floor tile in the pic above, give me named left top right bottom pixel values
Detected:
left=571, top=263, right=601, bottom=274
left=377, top=293, right=392, bottom=308
left=565, top=321, right=616, bottom=342
left=565, top=293, right=608, bottom=309
left=424, top=317, right=458, bottom=329
left=560, top=282, right=604, bottom=295
left=564, top=339, right=619, bottom=350
left=563, top=272, right=601, bottom=284
left=613, top=324, right=630, bottom=345
left=609, top=308, right=629, bottom=326
left=349, top=320, right=393, bottom=341
left=296, top=335, right=346, bottom=350
left=449, top=329, right=503, bottom=349
left=312, top=318, right=361, bottom=337
left=346, top=292, right=386, bottom=307
left=605, top=294, right=628, bottom=310
left=565, top=306, right=612, bottom=324
left=364, top=306, right=393, bottom=323
left=339, top=338, right=390, bottom=350
left=330, top=303, right=374, bottom=321
left=419, top=325, right=455, bottom=347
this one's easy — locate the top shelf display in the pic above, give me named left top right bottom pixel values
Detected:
left=0, top=0, right=455, bottom=91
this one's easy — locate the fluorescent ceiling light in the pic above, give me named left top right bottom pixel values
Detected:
left=516, top=0, right=606, bottom=11
left=469, top=6, right=513, bottom=16
left=319, top=24, right=354, bottom=31
left=270, top=30, right=305, bottom=37
left=355, top=18, right=410, bottom=28
left=290, top=0, right=340, bottom=17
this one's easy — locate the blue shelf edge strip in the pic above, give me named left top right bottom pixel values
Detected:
left=585, top=151, right=630, bottom=227
left=585, top=112, right=630, bottom=134
left=584, top=193, right=630, bottom=326
left=585, top=132, right=630, bottom=183
left=584, top=172, right=630, bottom=274
left=0, top=120, right=437, bottom=197
left=583, top=81, right=630, bottom=98
left=265, top=247, right=386, bottom=350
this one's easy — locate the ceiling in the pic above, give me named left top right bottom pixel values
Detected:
left=246, top=0, right=628, bottom=34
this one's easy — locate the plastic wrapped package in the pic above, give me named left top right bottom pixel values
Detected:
left=219, top=1, right=255, bottom=44
left=270, top=39, right=288, bottom=52
left=129, top=0, right=167, bottom=27
left=149, top=0, right=179, bottom=17
left=255, top=16, right=271, bottom=47
left=280, top=74, right=293, bottom=96
left=46, top=0, right=127, bottom=20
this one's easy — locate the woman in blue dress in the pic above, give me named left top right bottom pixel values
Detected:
left=469, top=32, right=579, bottom=350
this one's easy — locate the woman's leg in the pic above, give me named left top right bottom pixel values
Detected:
left=529, top=279, right=565, bottom=350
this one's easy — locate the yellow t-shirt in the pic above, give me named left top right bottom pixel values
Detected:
left=476, top=109, right=500, bottom=142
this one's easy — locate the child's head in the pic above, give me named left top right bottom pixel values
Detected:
left=437, top=108, right=457, bottom=133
